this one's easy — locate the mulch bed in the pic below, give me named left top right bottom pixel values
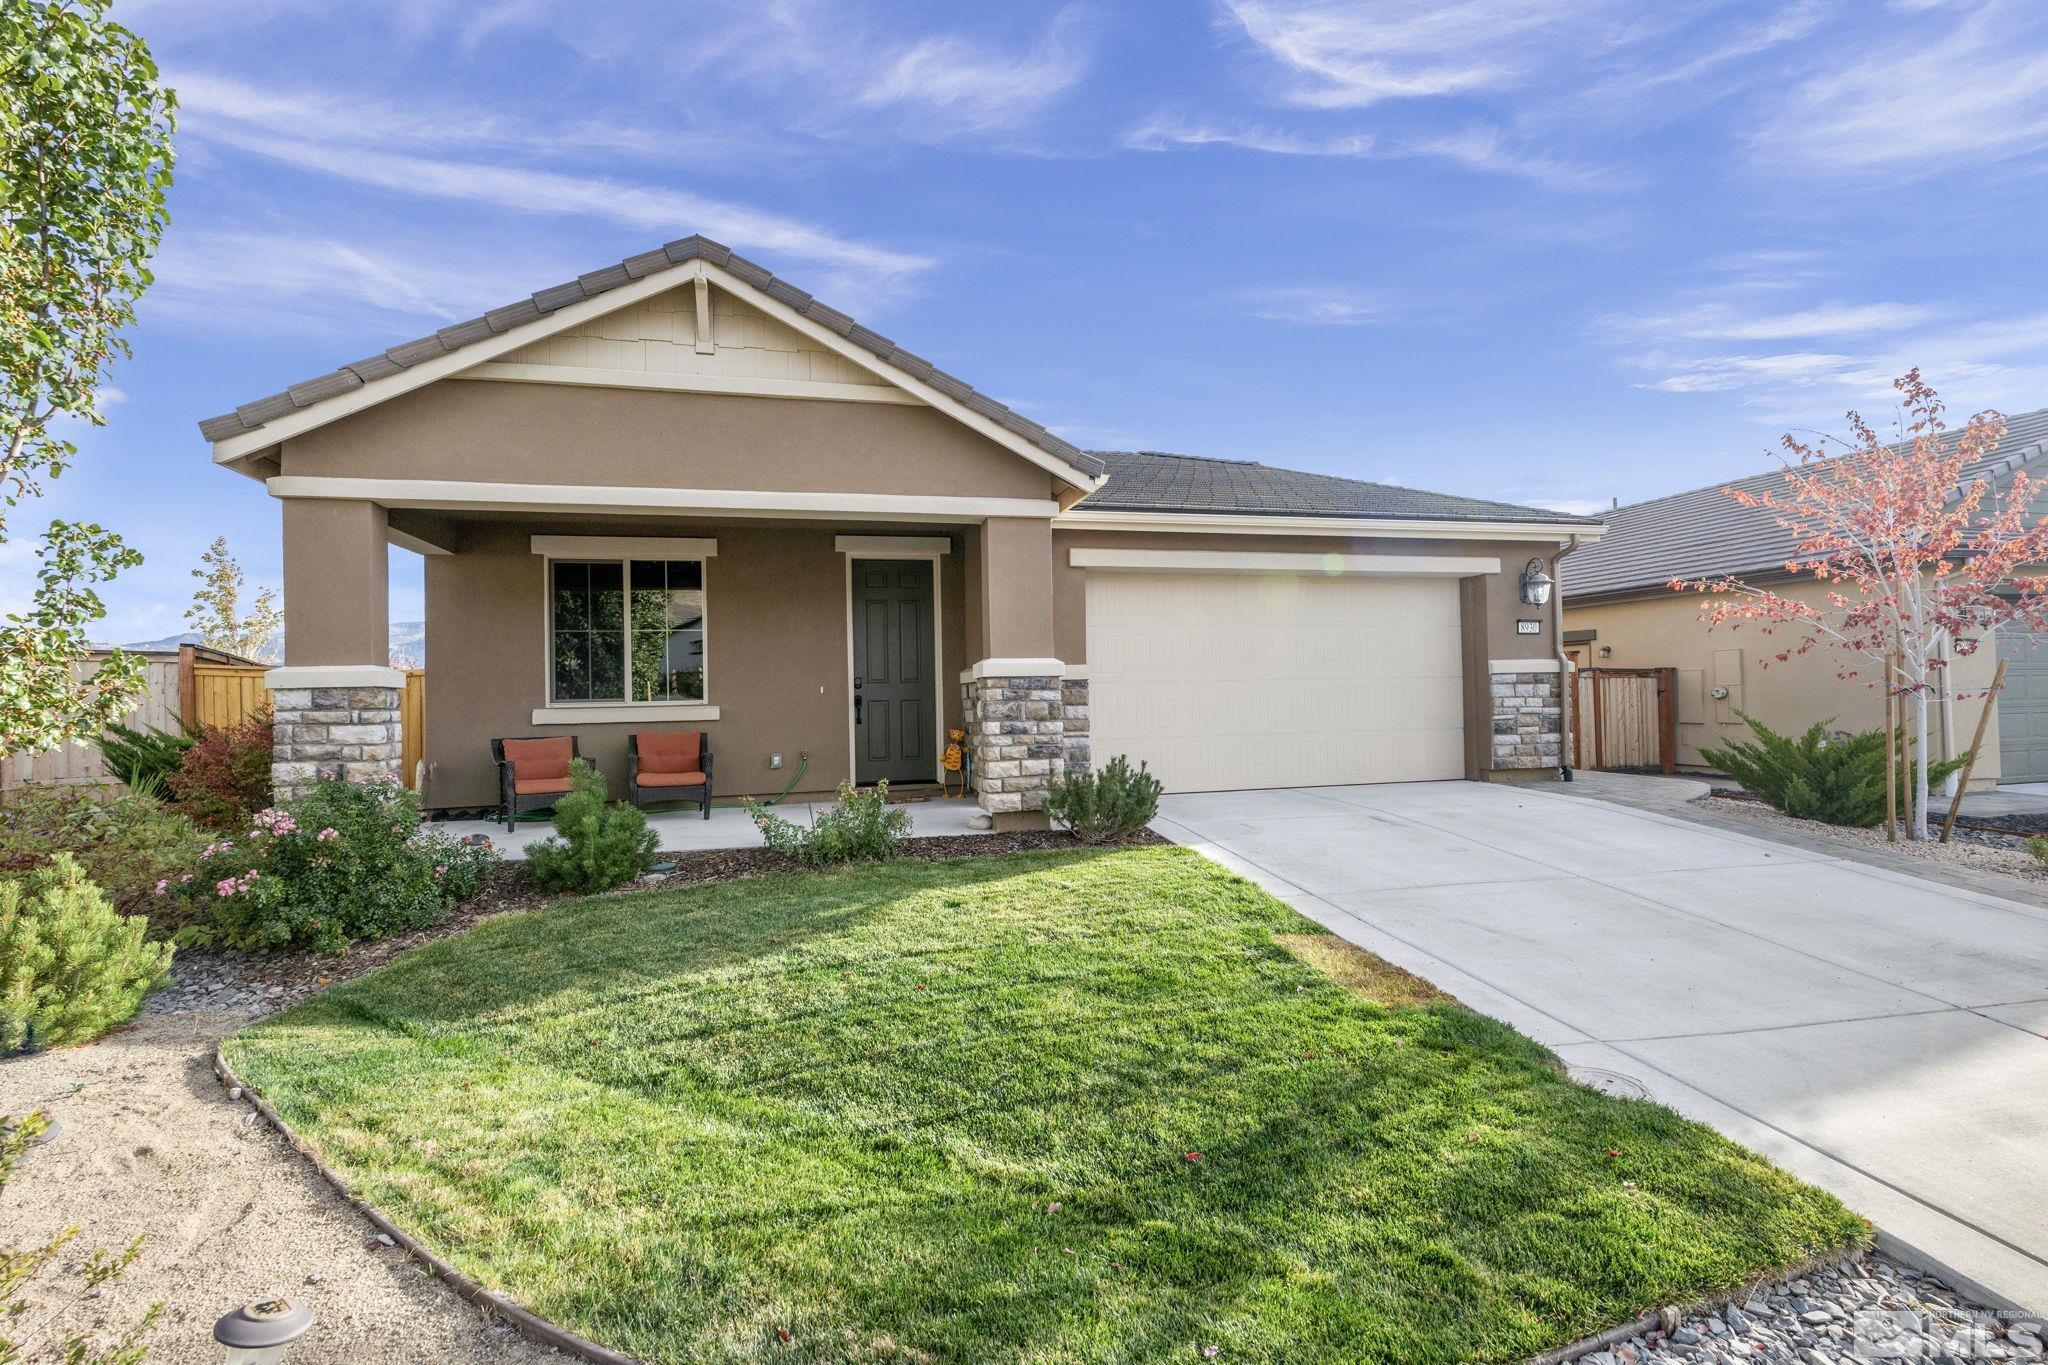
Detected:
left=153, top=828, right=1167, bottom=1014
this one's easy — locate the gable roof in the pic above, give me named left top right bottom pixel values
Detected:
left=1076, top=449, right=1604, bottom=526
left=1563, top=405, right=2048, bottom=604
left=196, top=234, right=1105, bottom=486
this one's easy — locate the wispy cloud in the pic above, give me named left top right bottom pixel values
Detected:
left=1603, top=299, right=1942, bottom=344
left=1237, top=286, right=1379, bottom=325
left=1218, top=0, right=1605, bottom=108
left=1755, top=0, right=2048, bottom=174
left=145, top=228, right=558, bottom=332
left=1123, top=115, right=1374, bottom=156
left=1123, top=113, right=1615, bottom=189
left=1398, top=126, right=1626, bottom=190
left=1600, top=270, right=2048, bottom=418
left=860, top=6, right=1096, bottom=132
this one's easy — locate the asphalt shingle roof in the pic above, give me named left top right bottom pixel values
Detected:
left=196, top=234, right=1106, bottom=481
left=1076, top=450, right=1603, bottom=525
left=1563, top=406, right=2048, bottom=603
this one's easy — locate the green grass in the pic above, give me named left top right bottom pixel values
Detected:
left=224, top=847, right=1864, bottom=1364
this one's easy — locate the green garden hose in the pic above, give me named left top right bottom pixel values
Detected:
left=761, top=751, right=808, bottom=806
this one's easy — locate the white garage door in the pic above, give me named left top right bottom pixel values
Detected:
left=1085, top=572, right=1466, bottom=793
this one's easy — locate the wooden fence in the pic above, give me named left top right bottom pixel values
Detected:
left=185, top=661, right=428, bottom=789
left=2, top=648, right=427, bottom=792
left=1571, top=666, right=1678, bottom=774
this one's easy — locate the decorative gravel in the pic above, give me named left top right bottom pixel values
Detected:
left=1702, top=792, right=2048, bottom=884
left=1577, top=1250, right=2039, bottom=1363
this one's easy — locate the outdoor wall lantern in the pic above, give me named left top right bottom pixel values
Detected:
left=213, top=1299, right=312, bottom=1363
left=1519, top=559, right=1554, bottom=607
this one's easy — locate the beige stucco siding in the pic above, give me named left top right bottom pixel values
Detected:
left=421, top=520, right=967, bottom=809
left=280, top=381, right=1056, bottom=501
left=1563, top=581, right=2001, bottom=783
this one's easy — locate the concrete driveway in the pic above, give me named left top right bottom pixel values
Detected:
left=1155, top=781, right=2048, bottom=1314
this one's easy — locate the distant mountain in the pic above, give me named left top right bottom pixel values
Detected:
left=117, top=622, right=425, bottom=667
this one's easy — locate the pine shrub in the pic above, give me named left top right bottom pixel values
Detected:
left=1700, top=711, right=1965, bottom=828
left=99, top=719, right=194, bottom=797
left=746, top=780, right=913, bottom=866
left=1044, top=755, right=1163, bottom=844
left=525, top=760, right=660, bottom=893
left=1, top=855, right=173, bottom=1051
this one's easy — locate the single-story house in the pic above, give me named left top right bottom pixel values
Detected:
left=199, top=235, right=1603, bottom=827
left=1562, top=407, right=2048, bottom=785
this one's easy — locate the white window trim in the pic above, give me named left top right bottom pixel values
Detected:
left=840, top=542, right=947, bottom=786
left=534, top=542, right=715, bottom=717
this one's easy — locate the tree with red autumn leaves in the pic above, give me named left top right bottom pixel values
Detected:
left=1672, top=370, right=2048, bottom=840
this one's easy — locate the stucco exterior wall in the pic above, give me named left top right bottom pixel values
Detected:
left=280, top=381, right=1057, bottom=502
left=281, top=498, right=389, bottom=665
left=1563, top=581, right=2001, bottom=783
left=420, top=520, right=967, bottom=809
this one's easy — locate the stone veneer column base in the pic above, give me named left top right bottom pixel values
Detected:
left=962, top=661, right=1070, bottom=825
left=1488, top=669, right=1563, bottom=773
left=268, top=668, right=405, bottom=801
left=1061, top=675, right=1090, bottom=777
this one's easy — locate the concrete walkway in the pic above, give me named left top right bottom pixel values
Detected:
left=1155, top=781, right=2048, bottom=1314
left=439, top=795, right=987, bottom=858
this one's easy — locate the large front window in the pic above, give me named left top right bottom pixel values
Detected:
left=549, top=558, right=705, bottom=703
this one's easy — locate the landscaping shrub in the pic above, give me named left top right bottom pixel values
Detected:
left=746, top=779, right=911, bottom=866
left=1701, top=711, right=1965, bottom=827
left=1044, top=755, right=1163, bottom=844
left=100, top=720, right=195, bottom=798
left=525, top=760, right=659, bottom=893
left=0, top=786, right=207, bottom=914
left=168, top=777, right=497, bottom=953
left=166, top=712, right=273, bottom=829
left=1, top=855, right=173, bottom=1051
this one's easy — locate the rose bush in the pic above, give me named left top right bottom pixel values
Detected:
left=167, top=777, right=495, bottom=952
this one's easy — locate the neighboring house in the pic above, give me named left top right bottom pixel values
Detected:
left=198, top=235, right=1602, bottom=827
left=1562, top=407, right=2048, bottom=785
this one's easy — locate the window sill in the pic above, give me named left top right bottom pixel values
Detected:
left=531, top=703, right=721, bottom=726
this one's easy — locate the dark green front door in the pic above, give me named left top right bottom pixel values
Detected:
left=852, top=559, right=935, bottom=785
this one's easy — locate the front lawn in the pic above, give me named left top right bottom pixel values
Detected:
left=224, top=847, right=1863, bottom=1363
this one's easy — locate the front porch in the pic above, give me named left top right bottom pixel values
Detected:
left=440, top=793, right=990, bottom=858
left=265, top=498, right=1085, bottom=831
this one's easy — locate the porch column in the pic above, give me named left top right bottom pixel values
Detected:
left=963, top=517, right=1067, bottom=829
left=266, top=498, right=404, bottom=799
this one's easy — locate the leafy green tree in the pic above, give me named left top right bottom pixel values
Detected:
left=0, top=518, right=142, bottom=756
left=0, top=0, right=176, bottom=755
left=186, top=535, right=282, bottom=659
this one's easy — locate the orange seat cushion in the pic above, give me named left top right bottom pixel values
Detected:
left=513, top=776, right=574, bottom=796
left=637, top=770, right=707, bottom=790
left=637, top=731, right=703, bottom=775
left=501, top=738, right=573, bottom=782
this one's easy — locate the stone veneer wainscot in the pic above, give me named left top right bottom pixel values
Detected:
left=270, top=686, right=403, bottom=799
left=961, top=668, right=1076, bottom=816
left=1489, top=670, right=1563, bottom=771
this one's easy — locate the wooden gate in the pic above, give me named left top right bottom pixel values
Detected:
left=1571, top=667, right=1678, bottom=774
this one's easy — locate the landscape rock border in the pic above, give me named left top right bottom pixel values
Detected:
left=212, top=1043, right=637, bottom=1365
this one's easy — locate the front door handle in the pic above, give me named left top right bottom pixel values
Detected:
left=853, top=675, right=863, bottom=724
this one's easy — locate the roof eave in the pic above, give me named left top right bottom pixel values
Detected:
left=1056, top=505, right=1607, bottom=542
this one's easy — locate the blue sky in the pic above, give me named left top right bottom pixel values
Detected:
left=15, top=0, right=2048, bottom=642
